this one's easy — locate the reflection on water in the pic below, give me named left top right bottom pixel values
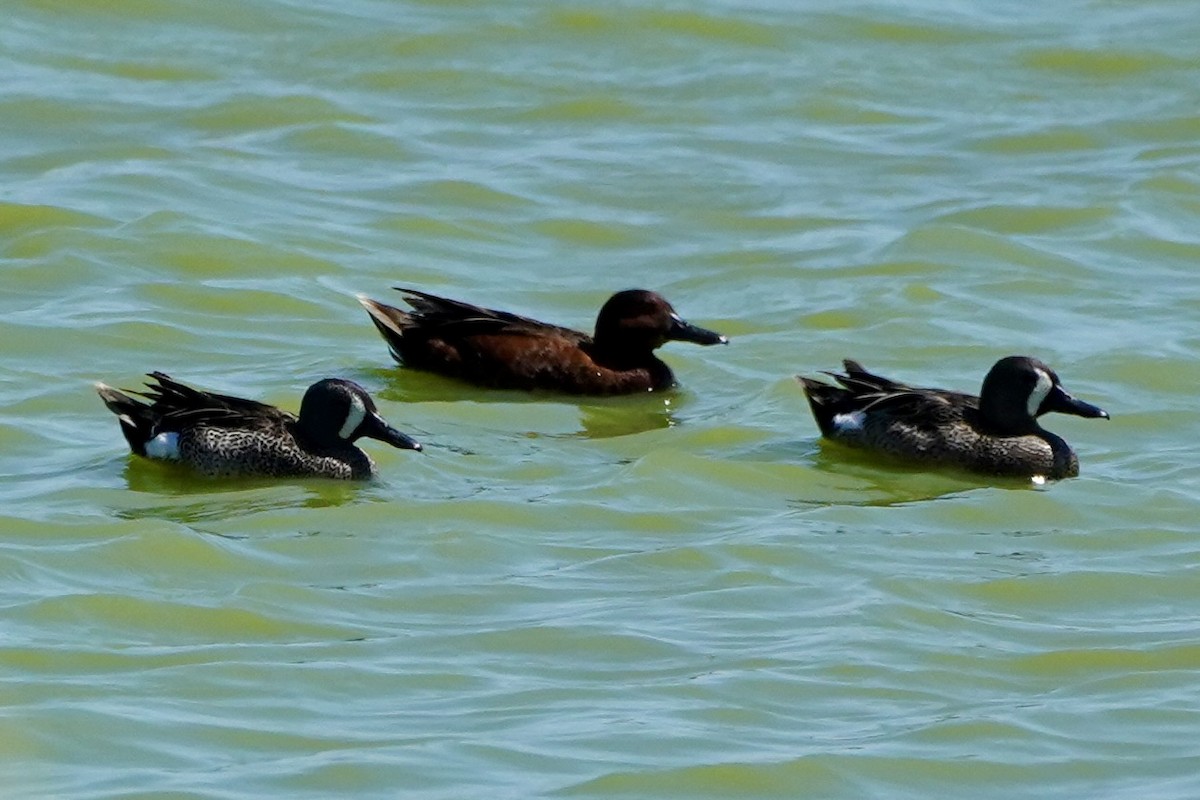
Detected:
left=3, top=0, right=1197, bottom=796
left=367, top=366, right=487, bottom=405
left=370, top=365, right=679, bottom=439
left=114, top=458, right=368, bottom=525
left=575, top=401, right=674, bottom=439
left=728, top=436, right=1033, bottom=507
left=799, top=439, right=1041, bottom=505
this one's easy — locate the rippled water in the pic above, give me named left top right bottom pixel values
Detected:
left=3, top=0, right=1200, bottom=797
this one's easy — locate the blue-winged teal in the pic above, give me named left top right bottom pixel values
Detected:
left=357, top=288, right=728, bottom=394
left=96, top=373, right=421, bottom=479
left=797, top=356, right=1109, bottom=479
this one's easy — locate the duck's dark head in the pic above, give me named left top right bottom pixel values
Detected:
left=980, top=356, right=1109, bottom=432
left=298, top=379, right=422, bottom=451
left=593, top=289, right=728, bottom=353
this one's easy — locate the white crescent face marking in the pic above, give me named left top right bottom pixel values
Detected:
left=146, top=432, right=181, bottom=460
left=1027, top=368, right=1054, bottom=418
left=338, top=393, right=367, bottom=440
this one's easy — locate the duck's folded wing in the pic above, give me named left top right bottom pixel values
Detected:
left=832, top=360, right=912, bottom=393
left=396, top=288, right=589, bottom=344
left=857, top=387, right=975, bottom=428
left=136, top=373, right=293, bottom=428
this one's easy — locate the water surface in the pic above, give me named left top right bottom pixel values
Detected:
left=2, top=0, right=1199, bottom=797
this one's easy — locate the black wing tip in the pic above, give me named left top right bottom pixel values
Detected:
left=795, top=374, right=828, bottom=392
left=795, top=375, right=841, bottom=437
left=145, top=371, right=176, bottom=386
left=392, top=286, right=442, bottom=304
left=390, top=286, right=453, bottom=317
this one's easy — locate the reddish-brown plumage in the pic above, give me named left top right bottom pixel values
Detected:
left=358, top=288, right=727, bottom=394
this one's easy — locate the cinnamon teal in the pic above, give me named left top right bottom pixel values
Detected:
left=797, top=356, right=1109, bottom=479
left=357, top=288, right=728, bottom=394
left=96, top=373, right=421, bottom=479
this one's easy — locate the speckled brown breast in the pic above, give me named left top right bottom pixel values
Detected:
left=178, top=426, right=375, bottom=479
left=849, top=414, right=1077, bottom=479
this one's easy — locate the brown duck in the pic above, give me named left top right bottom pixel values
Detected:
left=358, top=288, right=728, bottom=394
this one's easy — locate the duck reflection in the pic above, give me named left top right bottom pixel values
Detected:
left=114, top=458, right=367, bottom=525
left=372, top=367, right=678, bottom=440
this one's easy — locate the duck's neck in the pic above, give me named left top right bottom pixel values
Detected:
left=588, top=337, right=654, bottom=369
left=584, top=340, right=674, bottom=390
left=1037, top=428, right=1079, bottom=479
left=978, top=396, right=1039, bottom=436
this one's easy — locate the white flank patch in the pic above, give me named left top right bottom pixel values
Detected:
left=1026, top=368, right=1053, bottom=418
left=832, top=410, right=866, bottom=433
left=145, top=432, right=181, bottom=460
left=339, top=394, right=367, bottom=439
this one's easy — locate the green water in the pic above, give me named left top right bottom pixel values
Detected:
left=3, top=0, right=1199, bottom=797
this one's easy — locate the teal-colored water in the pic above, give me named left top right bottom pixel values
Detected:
left=3, top=0, right=1199, bottom=797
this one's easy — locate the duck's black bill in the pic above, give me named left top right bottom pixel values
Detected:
left=669, top=315, right=728, bottom=346
left=1041, top=385, right=1109, bottom=420
left=361, top=412, right=423, bottom=451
